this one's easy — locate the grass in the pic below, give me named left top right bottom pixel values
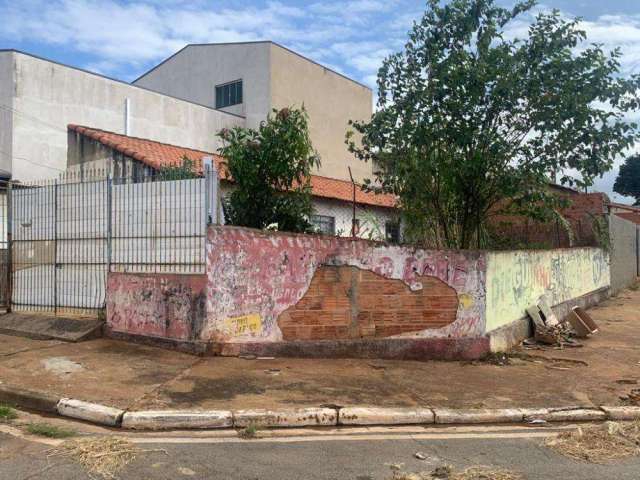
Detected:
left=26, top=423, right=76, bottom=439
left=238, top=424, right=259, bottom=439
left=0, top=404, right=17, bottom=421
left=49, top=436, right=166, bottom=479
left=546, top=421, right=640, bottom=463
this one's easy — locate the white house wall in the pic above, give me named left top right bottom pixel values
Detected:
left=4, top=51, right=244, bottom=182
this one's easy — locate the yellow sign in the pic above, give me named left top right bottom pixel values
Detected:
left=224, top=313, right=262, bottom=336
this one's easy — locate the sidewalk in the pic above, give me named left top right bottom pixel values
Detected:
left=1, top=287, right=639, bottom=413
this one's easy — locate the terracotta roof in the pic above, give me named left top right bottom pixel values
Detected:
left=68, top=125, right=396, bottom=208
left=616, top=212, right=640, bottom=225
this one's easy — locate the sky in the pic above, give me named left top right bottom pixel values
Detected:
left=1, top=0, right=640, bottom=202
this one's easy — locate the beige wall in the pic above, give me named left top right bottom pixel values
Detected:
left=269, top=44, right=372, bottom=182
left=134, top=43, right=271, bottom=129
left=6, top=52, right=243, bottom=182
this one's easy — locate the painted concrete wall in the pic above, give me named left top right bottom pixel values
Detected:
left=107, top=273, right=206, bottom=341
left=0, top=52, right=14, bottom=176
left=484, top=248, right=610, bottom=333
left=311, top=197, right=399, bottom=241
left=134, top=42, right=373, bottom=182
left=134, top=43, right=271, bottom=129
left=269, top=44, right=373, bottom=182
left=4, top=51, right=243, bottom=182
left=205, top=226, right=486, bottom=343
left=609, top=214, right=639, bottom=294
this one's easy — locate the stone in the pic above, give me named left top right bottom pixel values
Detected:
left=600, top=406, right=640, bottom=421
left=121, top=410, right=233, bottom=430
left=434, top=408, right=524, bottom=424
left=57, top=398, right=124, bottom=426
left=339, top=407, right=435, bottom=425
left=233, top=408, right=337, bottom=428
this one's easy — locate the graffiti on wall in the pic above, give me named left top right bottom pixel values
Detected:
left=485, top=248, right=610, bottom=332
left=106, top=273, right=207, bottom=340
left=205, top=227, right=487, bottom=343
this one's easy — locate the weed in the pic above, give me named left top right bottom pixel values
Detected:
left=238, top=424, right=259, bottom=439
left=27, top=423, right=76, bottom=439
left=0, top=404, right=17, bottom=421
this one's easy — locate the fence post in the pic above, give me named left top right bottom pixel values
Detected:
left=7, top=181, right=12, bottom=313
left=106, top=174, right=112, bottom=276
left=203, top=157, right=220, bottom=225
left=53, top=179, right=58, bottom=315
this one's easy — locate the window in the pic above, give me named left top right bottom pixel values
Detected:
left=385, top=221, right=400, bottom=243
left=215, top=80, right=243, bottom=109
left=311, top=215, right=335, bottom=235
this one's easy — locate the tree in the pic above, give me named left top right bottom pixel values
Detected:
left=218, top=107, right=320, bottom=232
left=157, top=155, right=199, bottom=180
left=347, top=0, right=640, bottom=249
left=614, top=154, right=640, bottom=205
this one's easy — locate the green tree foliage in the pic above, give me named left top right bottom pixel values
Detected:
left=157, top=155, right=199, bottom=180
left=347, top=0, right=640, bottom=249
left=218, top=107, right=320, bottom=232
left=614, top=154, right=640, bottom=205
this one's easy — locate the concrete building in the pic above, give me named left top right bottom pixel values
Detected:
left=133, top=41, right=373, bottom=182
left=0, top=50, right=243, bottom=181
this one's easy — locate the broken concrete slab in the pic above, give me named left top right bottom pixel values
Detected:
left=522, top=407, right=606, bottom=422
left=537, top=296, right=560, bottom=327
left=433, top=408, right=524, bottom=424
left=339, top=407, right=435, bottom=425
left=233, top=408, right=337, bottom=428
left=57, top=398, right=124, bottom=426
left=600, top=406, right=640, bottom=421
left=0, top=313, right=103, bottom=342
left=121, top=410, right=233, bottom=430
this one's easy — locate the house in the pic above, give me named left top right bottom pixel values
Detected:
left=67, top=125, right=399, bottom=241
left=133, top=41, right=373, bottom=182
left=0, top=42, right=372, bottom=183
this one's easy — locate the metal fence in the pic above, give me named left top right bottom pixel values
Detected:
left=4, top=168, right=217, bottom=316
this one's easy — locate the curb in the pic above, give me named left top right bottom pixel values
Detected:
left=1, top=385, right=640, bottom=430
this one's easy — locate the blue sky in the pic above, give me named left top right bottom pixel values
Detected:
left=1, top=0, right=640, bottom=201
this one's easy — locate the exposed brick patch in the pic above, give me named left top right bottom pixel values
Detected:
left=277, top=266, right=458, bottom=341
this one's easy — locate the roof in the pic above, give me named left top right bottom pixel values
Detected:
left=68, top=125, right=396, bottom=209
left=132, top=41, right=372, bottom=91
left=616, top=212, right=640, bottom=225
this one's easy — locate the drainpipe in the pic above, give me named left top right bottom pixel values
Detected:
left=124, top=98, right=131, bottom=136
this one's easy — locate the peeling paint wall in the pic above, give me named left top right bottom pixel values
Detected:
left=106, top=273, right=206, bottom=340
left=485, top=248, right=610, bottom=333
left=205, top=226, right=486, bottom=343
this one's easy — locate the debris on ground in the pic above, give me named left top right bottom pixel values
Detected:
left=545, top=421, right=640, bottom=463
left=388, top=464, right=523, bottom=480
left=525, top=298, right=599, bottom=349
left=49, top=436, right=166, bottom=479
left=264, top=368, right=281, bottom=376
left=414, top=452, right=427, bottom=460
left=620, top=389, right=640, bottom=406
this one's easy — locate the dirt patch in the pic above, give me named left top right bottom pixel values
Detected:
left=546, top=422, right=640, bottom=463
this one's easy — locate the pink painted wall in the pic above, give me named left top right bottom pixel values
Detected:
left=205, top=226, right=487, bottom=343
left=107, top=273, right=207, bottom=341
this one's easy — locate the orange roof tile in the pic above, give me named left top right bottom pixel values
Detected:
left=68, top=125, right=396, bottom=209
left=616, top=212, right=640, bottom=225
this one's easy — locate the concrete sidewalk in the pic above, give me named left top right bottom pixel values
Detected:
left=1, top=287, right=639, bottom=414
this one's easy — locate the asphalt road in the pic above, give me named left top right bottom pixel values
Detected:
left=2, top=424, right=640, bottom=480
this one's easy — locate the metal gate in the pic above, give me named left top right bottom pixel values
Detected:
left=11, top=178, right=108, bottom=315
left=7, top=171, right=210, bottom=317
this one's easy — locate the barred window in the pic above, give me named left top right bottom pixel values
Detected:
left=311, top=215, right=335, bottom=235
left=385, top=221, right=400, bottom=243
